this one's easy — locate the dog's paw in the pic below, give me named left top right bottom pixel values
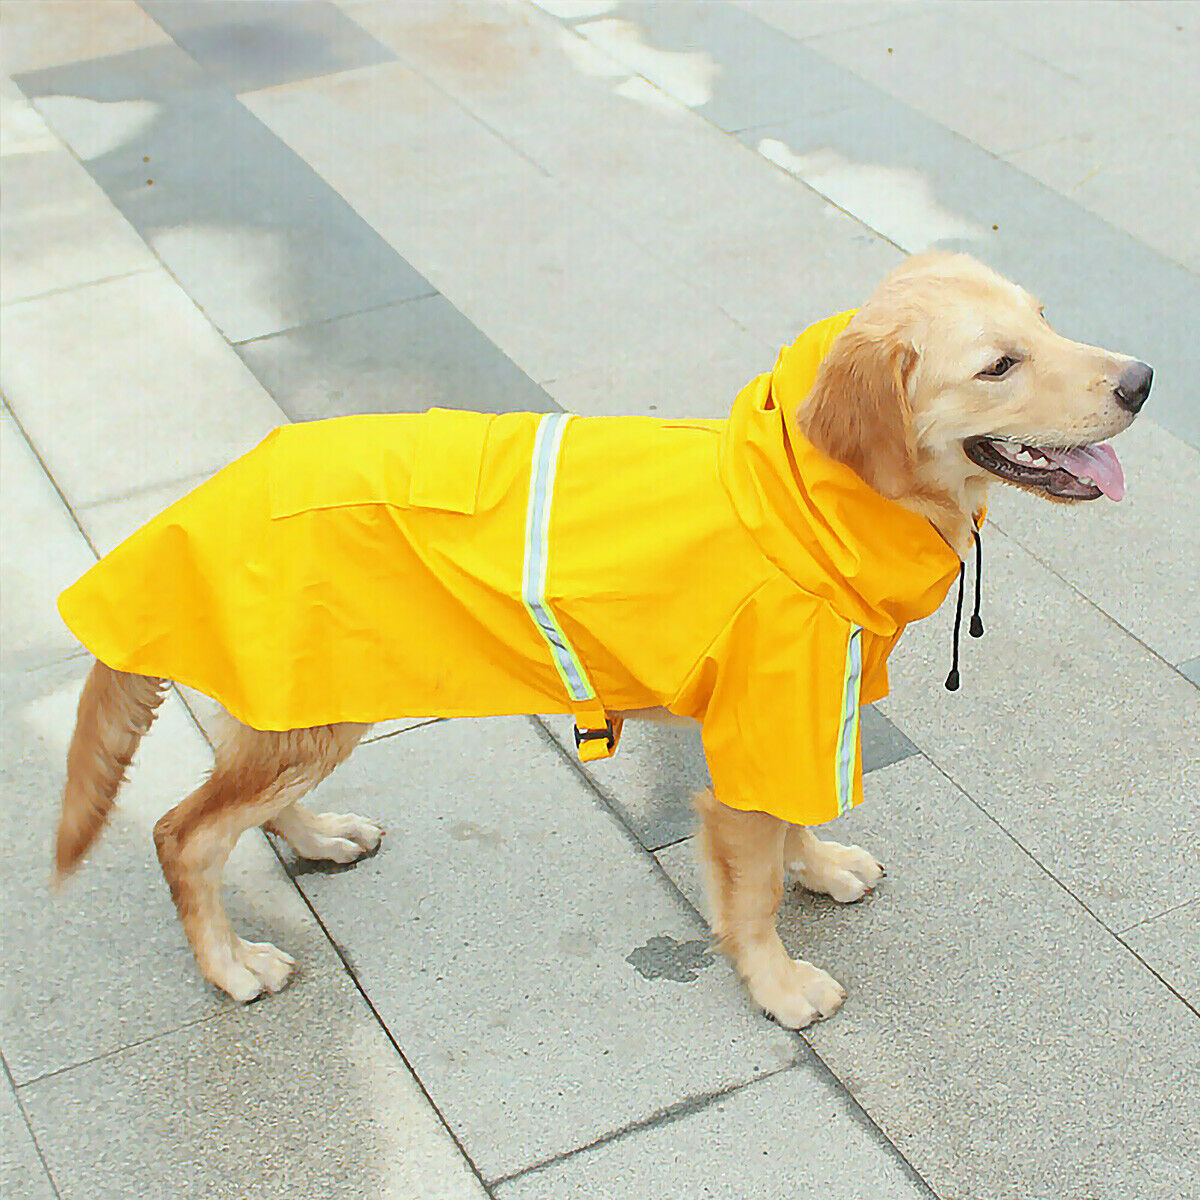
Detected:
left=292, top=812, right=384, bottom=863
left=749, top=959, right=846, bottom=1030
left=790, top=839, right=884, bottom=904
left=205, top=938, right=296, bottom=1003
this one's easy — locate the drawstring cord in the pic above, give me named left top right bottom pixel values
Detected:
left=970, top=527, right=984, bottom=638
left=945, top=528, right=984, bottom=691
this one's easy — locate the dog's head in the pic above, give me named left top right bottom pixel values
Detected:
left=799, top=252, right=1150, bottom=521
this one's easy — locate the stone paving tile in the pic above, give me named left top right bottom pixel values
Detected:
left=746, top=101, right=1200, bottom=450
left=239, top=56, right=543, bottom=191
left=237, top=294, right=555, bottom=422
left=1122, top=900, right=1200, bottom=1010
left=19, top=969, right=489, bottom=1200
left=494, top=1067, right=932, bottom=1200
left=142, top=0, right=395, bottom=94
left=0, top=656, right=342, bottom=1085
left=876, top=526, right=1199, bottom=933
left=0, top=0, right=168, bottom=76
left=539, top=705, right=917, bottom=853
left=0, top=1075, right=55, bottom=1200
left=803, top=9, right=1100, bottom=156
left=276, top=717, right=798, bottom=1182
left=658, top=756, right=1200, bottom=1200
left=573, top=2, right=878, bottom=131
left=16, top=46, right=434, bottom=344
left=0, top=413, right=96, bottom=674
left=0, top=139, right=156, bottom=305
left=1007, top=120, right=1200, bottom=274
left=983, top=419, right=1200, bottom=667
left=1179, top=656, right=1200, bottom=688
left=0, top=268, right=285, bottom=508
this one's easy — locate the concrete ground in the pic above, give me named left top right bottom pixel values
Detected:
left=1, top=2, right=1196, bottom=1197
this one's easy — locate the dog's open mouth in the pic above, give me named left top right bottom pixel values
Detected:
left=963, top=436, right=1126, bottom=501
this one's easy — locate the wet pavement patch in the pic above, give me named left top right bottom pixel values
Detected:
left=625, top=934, right=715, bottom=983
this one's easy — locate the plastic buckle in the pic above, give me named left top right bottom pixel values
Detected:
left=573, top=719, right=616, bottom=755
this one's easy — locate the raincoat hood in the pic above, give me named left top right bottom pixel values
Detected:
left=719, top=310, right=962, bottom=637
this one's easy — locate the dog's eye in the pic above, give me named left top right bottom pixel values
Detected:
left=977, top=354, right=1019, bottom=379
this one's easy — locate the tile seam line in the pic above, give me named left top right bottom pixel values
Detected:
left=1117, top=895, right=1199, bottom=936
left=561, top=2, right=1199, bottom=285
left=75, top=466, right=218, bottom=512
left=2, top=1049, right=64, bottom=1199
left=911, top=748, right=1200, bottom=1022
left=11, top=1009, right=239, bottom=1091
left=0, top=265, right=159, bottom=309
left=528, top=715, right=940, bottom=1198
left=231, top=289, right=440, bottom=348
left=1, top=394, right=99, bottom=558
left=485, top=1062, right=801, bottom=1190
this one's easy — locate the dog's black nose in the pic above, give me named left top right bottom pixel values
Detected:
left=1115, top=361, right=1153, bottom=413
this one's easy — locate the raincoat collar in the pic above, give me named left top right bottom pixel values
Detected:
left=718, top=311, right=962, bottom=636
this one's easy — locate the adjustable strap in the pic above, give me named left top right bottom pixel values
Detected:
left=571, top=698, right=625, bottom=764
left=522, top=413, right=621, bottom=763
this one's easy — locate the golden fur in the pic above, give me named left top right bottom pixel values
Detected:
left=54, top=253, right=1145, bottom=1021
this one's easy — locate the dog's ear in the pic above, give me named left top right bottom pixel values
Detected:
left=798, top=323, right=917, bottom=498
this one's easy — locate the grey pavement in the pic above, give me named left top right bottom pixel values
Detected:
left=1, top=2, right=1196, bottom=1198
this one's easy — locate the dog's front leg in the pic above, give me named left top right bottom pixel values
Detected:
left=695, top=789, right=845, bottom=1029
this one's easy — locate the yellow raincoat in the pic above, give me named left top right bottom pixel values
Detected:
left=59, top=312, right=963, bottom=825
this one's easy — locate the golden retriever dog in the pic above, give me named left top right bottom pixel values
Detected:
left=53, top=252, right=1150, bottom=1024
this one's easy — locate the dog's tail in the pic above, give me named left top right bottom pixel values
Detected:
left=54, top=661, right=166, bottom=879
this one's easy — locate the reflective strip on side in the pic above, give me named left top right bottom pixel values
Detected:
left=836, top=624, right=864, bottom=815
left=521, top=413, right=594, bottom=703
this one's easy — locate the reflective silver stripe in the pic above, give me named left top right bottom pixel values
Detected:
left=835, top=624, right=864, bottom=815
left=522, top=413, right=594, bottom=703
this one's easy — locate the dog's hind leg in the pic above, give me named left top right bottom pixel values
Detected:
left=783, top=825, right=884, bottom=903
left=696, top=789, right=846, bottom=1029
left=153, top=723, right=365, bottom=1002
left=265, top=805, right=383, bottom=864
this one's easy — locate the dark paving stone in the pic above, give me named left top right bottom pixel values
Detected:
left=16, top=46, right=433, bottom=342
left=237, top=294, right=556, bottom=421
left=861, top=703, right=918, bottom=774
left=141, top=0, right=394, bottom=93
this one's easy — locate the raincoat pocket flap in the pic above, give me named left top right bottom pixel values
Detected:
left=407, top=408, right=493, bottom=514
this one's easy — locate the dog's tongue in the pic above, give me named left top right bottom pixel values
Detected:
left=1041, top=442, right=1126, bottom=500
